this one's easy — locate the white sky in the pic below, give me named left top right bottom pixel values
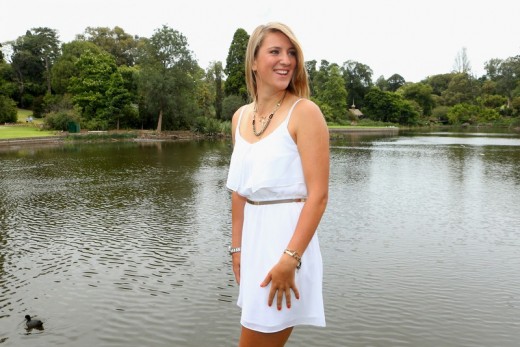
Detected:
left=1, top=0, right=519, bottom=82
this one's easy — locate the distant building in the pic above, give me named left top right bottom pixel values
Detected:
left=348, top=100, right=364, bottom=118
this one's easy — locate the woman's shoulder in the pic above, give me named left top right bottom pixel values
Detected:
left=292, top=98, right=325, bottom=123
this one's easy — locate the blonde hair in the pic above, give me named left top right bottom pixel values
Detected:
left=245, top=22, right=310, bottom=101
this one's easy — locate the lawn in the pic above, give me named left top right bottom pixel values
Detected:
left=0, top=109, right=56, bottom=139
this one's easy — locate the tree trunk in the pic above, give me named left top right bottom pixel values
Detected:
left=156, top=109, right=163, bottom=132
left=45, top=56, right=52, bottom=94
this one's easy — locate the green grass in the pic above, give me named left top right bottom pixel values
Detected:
left=0, top=109, right=56, bottom=139
left=0, top=126, right=57, bottom=139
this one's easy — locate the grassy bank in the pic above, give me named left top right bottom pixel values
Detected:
left=0, top=109, right=56, bottom=139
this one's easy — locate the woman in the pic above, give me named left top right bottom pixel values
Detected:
left=226, top=22, right=329, bottom=347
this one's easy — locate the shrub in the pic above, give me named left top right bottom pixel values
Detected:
left=0, top=95, right=17, bottom=123
left=44, top=110, right=80, bottom=131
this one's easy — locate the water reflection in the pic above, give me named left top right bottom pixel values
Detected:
left=1, top=132, right=520, bottom=346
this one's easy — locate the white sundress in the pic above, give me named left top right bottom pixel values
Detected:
left=226, top=99, right=325, bottom=333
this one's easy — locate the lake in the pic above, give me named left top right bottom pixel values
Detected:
left=1, top=130, right=519, bottom=346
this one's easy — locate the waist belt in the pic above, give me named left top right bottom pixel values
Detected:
left=246, top=198, right=307, bottom=205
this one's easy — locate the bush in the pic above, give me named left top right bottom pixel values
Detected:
left=193, top=116, right=224, bottom=135
left=432, top=106, right=450, bottom=124
left=0, top=95, right=17, bottom=123
left=44, top=110, right=80, bottom=131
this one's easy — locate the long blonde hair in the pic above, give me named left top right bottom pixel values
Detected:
left=245, top=22, right=310, bottom=101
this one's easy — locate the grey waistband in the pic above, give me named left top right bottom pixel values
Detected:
left=246, top=198, right=307, bottom=205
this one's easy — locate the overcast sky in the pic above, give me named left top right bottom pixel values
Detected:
left=2, top=0, right=519, bottom=82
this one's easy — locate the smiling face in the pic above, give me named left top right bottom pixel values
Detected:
left=252, top=31, right=296, bottom=93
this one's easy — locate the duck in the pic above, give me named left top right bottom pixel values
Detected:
left=25, top=315, right=44, bottom=330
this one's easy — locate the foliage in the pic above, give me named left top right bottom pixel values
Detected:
left=340, top=60, right=373, bottom=108
left=78, top=26, right=140, bottom=66
left=43, top=109, right=80, bottom=131
left=440, top=73, right=479, bottom=106
left=68, top=50, right=132, bottom=130
left=2, top=24, right=520, bottom=133
left=221, top=94, right=244, bottom=121
left=447, top=103, right=500, bottom=125
left=363, top=88, right=420, bottom=125
left=51, top=40, right=103, bottom=94
left=386, top=74, right=406, bottom=92
left=398, top=82, right=435, bottom=116
left=0, top=95, right=17, bottom=123
left=5, top=27, right=60, bottom=107
left=193, top=116, right=222, bottom=135
left=138, top=25, right=200, bottom=131
left=313, top=64, right=347, bottom=123
left=478, top=94, right=507, bottom=109
left=224, top=28, right=249, bottom=101
left=431, top=106, right=450, bottom=124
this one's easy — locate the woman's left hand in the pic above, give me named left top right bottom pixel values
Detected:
left=260, top=255, right=300, bottom=310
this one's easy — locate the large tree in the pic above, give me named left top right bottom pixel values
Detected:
left=78, top=26, right=139, bottom=66
left=398, top=82, right=435, bottom=116
left=51, top=40, right=102, bottom=94
left=340, top=60, right=373, bottom=108
left=364, top=88, right=419, bottom=125
left=224, top=28, right=249, bottom=101
left=138, top=25, right=200, bottom=131
left=312, top=64, right=347, bottom=123
left=68, top=50, right=132, bottom=129
left=6, top=27, right=60, bottom=107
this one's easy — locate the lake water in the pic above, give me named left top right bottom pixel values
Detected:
left=1, top=130, right=519, bottom=346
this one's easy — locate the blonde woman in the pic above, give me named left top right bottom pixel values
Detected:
left=227, top=22, right=329, bottom=347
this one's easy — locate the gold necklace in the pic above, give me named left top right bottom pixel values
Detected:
left=252, top=91, right=287, bottom=137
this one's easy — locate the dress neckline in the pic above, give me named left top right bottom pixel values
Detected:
left=236, top=98, right=302, bottom=146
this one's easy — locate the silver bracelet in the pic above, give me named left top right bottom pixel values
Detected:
left=228, top=246, right=241, bottom=255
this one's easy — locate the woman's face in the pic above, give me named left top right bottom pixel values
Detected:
left=253, top=31, right=297, bottom=91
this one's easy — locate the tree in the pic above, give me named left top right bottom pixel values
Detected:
left=422, top=73, right=455, bottom=96
left=68, top=50, right=132, bottom=129
left=224, top=28, right=249, bottom=101
left=313, top=65, right=347, bottom=123
left=51, top=40, right=103, bottom=94
left=305, top=60, right=318, bottom=96
left=78, top=26, right=139, bottom=66
left=386, top=73, right=406, bottom=92
left=375, top=75, right=388, bottom=91
left=441, top=73, right=480, bottom=106
left=494, top=56, right=520, bottom=103
left=398, top=82, right=435, bottom=116
left=6, top=28, right=60, bottom=108
left=364, top=88, right=419, bottom=125
left=453, top=47, right=472, bottom=74
left=340, top=60, right=373, bottom=108
left=210, top=61, right=224, bottom=119
left=138, top=25, right=200, bottom=131
left=0, top=95, right=17, bottom=123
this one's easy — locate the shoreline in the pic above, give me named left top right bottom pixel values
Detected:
left=0, top=127, right=401, bottom=147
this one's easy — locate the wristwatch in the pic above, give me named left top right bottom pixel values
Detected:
left=228, top=246, right=241, bottom=255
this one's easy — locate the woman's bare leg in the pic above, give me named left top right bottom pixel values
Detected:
left=238, top=326, right=293, bottom=347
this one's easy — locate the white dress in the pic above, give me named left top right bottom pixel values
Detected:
left=226, top=99, right=325, bottom=333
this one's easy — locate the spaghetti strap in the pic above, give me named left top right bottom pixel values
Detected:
left=284, top=98, right=303, bottom=124
left=234, top=105, right=249, bottom=140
